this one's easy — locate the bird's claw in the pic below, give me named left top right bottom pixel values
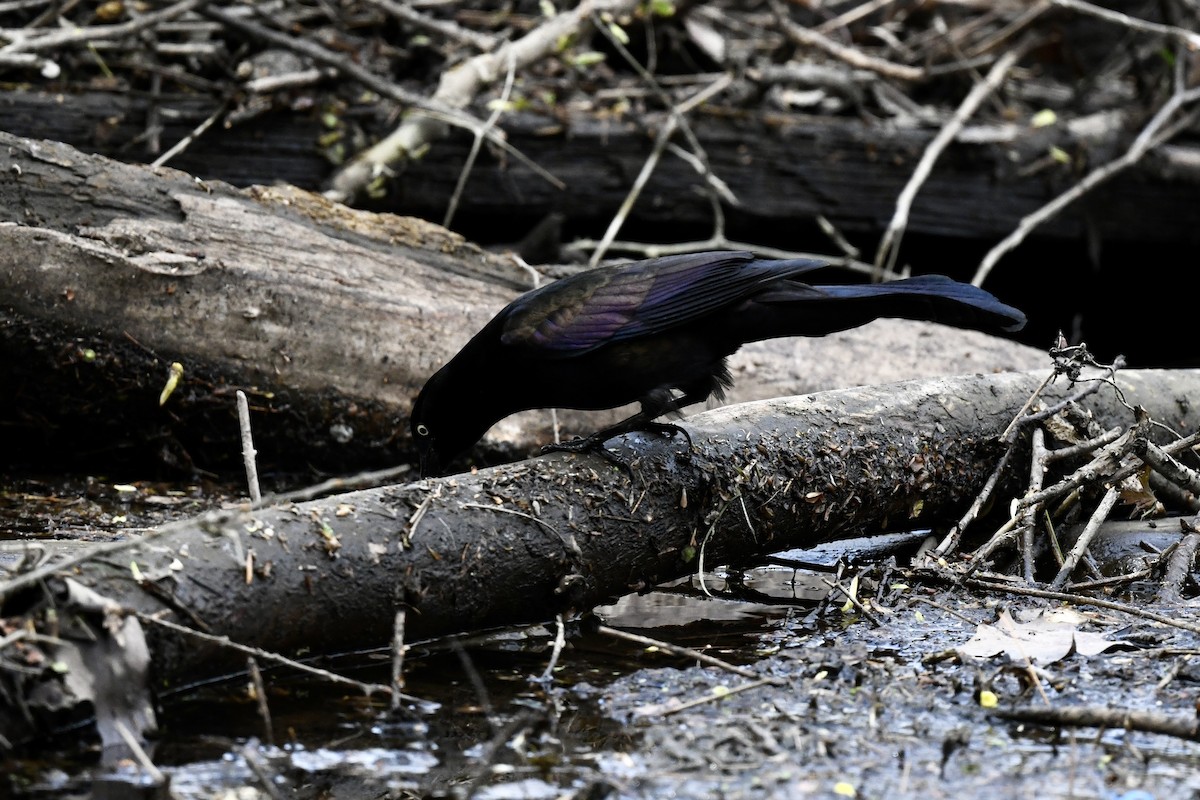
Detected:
left=541, top=436, right=633, bottom=477
left=541, top=421, right=692, bottom=476
left=541, top=435, right=602, bottom=455
left=641, top=421, right=693, bottom=450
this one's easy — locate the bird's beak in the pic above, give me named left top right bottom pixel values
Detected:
left=418, top=448, right=438, bottom=479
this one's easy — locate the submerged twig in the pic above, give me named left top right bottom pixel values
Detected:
left=597, top=624, right=759, bottom=679
left=992, top=703, right=1200, bottom=742
left=137, top=612, right=402, bottom=699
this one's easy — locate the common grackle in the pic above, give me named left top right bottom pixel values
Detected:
left=411, top=250, right=1025, bottom=477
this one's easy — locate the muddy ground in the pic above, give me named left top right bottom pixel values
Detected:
left=4, top=485, right=1197, bottom=800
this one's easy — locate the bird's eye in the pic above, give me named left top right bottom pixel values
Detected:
left=416, top=424, right=430, bottom=437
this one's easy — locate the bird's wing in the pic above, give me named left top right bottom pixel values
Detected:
left=502, top=251, right=827, bottom=354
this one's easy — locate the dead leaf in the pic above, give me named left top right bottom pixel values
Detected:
left=957, top=608, right=1120, bottom=665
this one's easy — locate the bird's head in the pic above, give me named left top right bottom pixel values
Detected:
left=409, top=403, right=441, bottom=479
left=410, top=371, right=451, bottom=478
left=410, top=364, right=497, bottom=478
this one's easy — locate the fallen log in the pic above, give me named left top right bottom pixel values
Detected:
left=4, top=88, right=1200, bottom=246
left=0, top=129, right=527, bottom=472
left=3, top=367, right=1197, bottom=749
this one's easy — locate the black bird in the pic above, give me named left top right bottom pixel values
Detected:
left=411, top=250, right=1025, bottom=477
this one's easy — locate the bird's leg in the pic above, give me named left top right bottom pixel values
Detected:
left=542, top=386, right=707, bottom=466
left=543, top=409, right=686, bottom=455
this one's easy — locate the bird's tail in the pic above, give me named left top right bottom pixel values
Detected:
left=742, top=275, right=1026, bottom=341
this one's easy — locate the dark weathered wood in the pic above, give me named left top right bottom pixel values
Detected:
left=4, top=369, right=1195, bottom=700
left=3, top=90, right=1198, bottom=245
left=399, top=110, right=1197, bottom=244
left=0, top=129, right=529, bottom=471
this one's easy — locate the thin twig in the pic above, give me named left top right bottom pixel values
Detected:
left=540, top=614, right=567, bottom=682
left=247, top=656, right=274, bottom=746
left=391, top=609, right=407, bottom=712
left=974, top=86, right=1200, bottom=286
left=201, top=4, right=475, bottom=126
left=453, top=711, right=536, bottom=799
left=1050, top=0, right=1200, bottom=49
left=326, top=0, right=638, bottom=202
left=992, top=703, right=1200, bottom=742
left=1068, top=567, right=1153, bottom=591
left=665, top=140, right=738, bottom=206
left=1015, top=428, right=1134, bottom=512
left=875, top=45, right=1026, bottom=275
left=136, top=612, right=405, bottom=699
left=459, top=502, right=560, bottom=535
left=1020, top=428, right=1049, bottom=583
left=1048, top=485, right=1119, bottom=590
left=590, top=114, right=678, bottom=268
left=961, top=515, right=1019, bottom=574
left=452, top=640, right=495, bottom=727
left=240, top=745, right=285, bottom=800
left=366, top=0, right=498, bottom=51
left=203, top=2, right=562, bottom=196
left=821, top=576, right=886, bottom=627
left=770, top=0, right=924, bottom=81
left=930, top=443, right=1016, bottom=558
left=964, top=1, right=1052, bottom=59
left=444, top=51, right=516, bottom=229
left=815, top=214, right=861, bottom=259
left=588, top=13, right=734, bottom=266
left=597, top=624, right=760, bottom=679
left=113, top=719, right=166, bottom=784
left=151, top=95, right=230, bottom=168
left=1043, top=427, right=1123, bottom=464
left=696, top=499, right=728, bottom=598
left=243, top=67, right=336, bottom=94
left=964, top=577, right=1200, bottom=636
left=243, top=464, right=413, bottom=511
left=235, top=390, right=262, bottom=505
left=999, top=364, right=1060, bottom=442
left=655, top=676, right=781, bottom=718
left=1, top=0, right=209, bottom=53
left=816, top=0, right=899, bottom=35
left=934, top=364, right=1059, bottom=558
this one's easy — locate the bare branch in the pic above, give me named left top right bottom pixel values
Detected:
left=770, top=0, right=925, bottom=81
left=326, top=0, right=642, bottom=203
left=875, top=45, right=1027, bottom=275
left=366, top=0, right=499, bottom=52
left=974, top=85, right=1200, bottom=286
left=1051, top=0, right=1200, bottom=50
left=1, top=0, right=209, bottom=54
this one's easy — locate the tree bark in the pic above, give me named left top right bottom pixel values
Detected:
left=0, top=128, right=530, bottom=471
left=4, top=369, right=1195, bottom=690
left=2, top=367, right=1196, bottom=749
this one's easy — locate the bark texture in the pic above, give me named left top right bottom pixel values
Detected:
left=10, top=369, right=1195, bottom=689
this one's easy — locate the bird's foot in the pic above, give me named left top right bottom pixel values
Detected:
left=640, top=420, right=694, bottom=450
left=557, top=441, right=636, bottom=476
left=541, top=420, right=692, bottom=474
